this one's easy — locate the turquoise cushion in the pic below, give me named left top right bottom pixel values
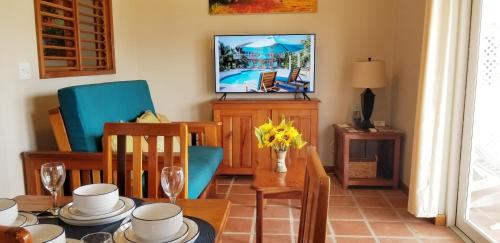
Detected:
left=188, top=146, right=223, bottom=199
left=58, top=80, right=155, bottom=152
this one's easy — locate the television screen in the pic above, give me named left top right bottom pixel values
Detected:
left=214, top=34, right=316, bottom=93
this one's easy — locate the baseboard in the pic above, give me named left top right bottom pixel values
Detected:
left=399, top=181, right=409, bottom=196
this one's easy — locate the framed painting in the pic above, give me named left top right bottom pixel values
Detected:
left=209, top=0, right=317, bottom=15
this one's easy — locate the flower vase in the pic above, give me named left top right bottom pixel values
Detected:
left=275, top=150, right=288, bottom=173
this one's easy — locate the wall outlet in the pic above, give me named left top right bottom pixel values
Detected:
left=18, top=62, right=32, bottom=80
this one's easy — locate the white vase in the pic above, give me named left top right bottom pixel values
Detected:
left=275, top=150, right=288, bottom=173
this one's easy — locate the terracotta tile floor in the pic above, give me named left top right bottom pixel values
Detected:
left=214, top=175, right=464, bottom=243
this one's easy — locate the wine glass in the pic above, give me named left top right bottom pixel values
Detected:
left=81, top=232, right=112, bottom=243
left=161, top=166, right=184, bottom=204
left=40, top=162, right=66, bottom=215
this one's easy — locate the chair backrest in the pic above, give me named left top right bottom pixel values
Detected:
left=259, top=71, right=278, bottom=92
left=102, top=123, right=189, bottom=199
left=288, top=67, right=301, bottom=82
left=298, top=146, right=330, bottom=243
left=57, top=80, right=155, bottom=152
left=0, top=226, right=32, bottom=243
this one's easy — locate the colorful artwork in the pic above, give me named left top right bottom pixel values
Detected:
left=209, top=0, right=317, bottom=15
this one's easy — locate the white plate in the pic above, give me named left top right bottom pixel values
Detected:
left=125, top=222, right=188, bottom=243
left=12, top=212, right=38, bottom=227
left=183, top=218, right=200, bottom=243
left=113, top=217, right=199, bottom=243
left=68, top=199, right=126, bottom=219
left=59, top=197, right=135, bottom=226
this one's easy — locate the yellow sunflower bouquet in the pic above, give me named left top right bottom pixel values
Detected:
left=255, top=117, right=307, bottom=152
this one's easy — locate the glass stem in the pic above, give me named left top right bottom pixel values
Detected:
left=171, top=197, right=176, bottom=205
left=52, top=189, right=58, bottom=211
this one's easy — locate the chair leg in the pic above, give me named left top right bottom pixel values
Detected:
left=256, top=191, right=264, bottom=243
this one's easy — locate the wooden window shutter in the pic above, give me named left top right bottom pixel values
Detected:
left=34, top=0, right=115, bottom=78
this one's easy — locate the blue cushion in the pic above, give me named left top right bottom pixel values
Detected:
left=58, top=80, right=155, bottom=152
left=187, top=146, right=223, bottom=199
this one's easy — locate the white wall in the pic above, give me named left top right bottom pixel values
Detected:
left=0, top=0, right=140, bottom=197
left=0, top=0, right=425, bottom=197
left=391, top=0, right=426, bottom=185
left=135, top=0, right=396, bottom=168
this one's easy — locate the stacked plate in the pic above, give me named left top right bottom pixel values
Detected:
left=59, top=184, right=135, bottom=226
left=0, top=198, right=38, bottom=227
left=113, top=203, right=199, bottom=243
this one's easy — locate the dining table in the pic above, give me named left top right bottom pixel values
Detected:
left=14, top=195, right=231, bottom=243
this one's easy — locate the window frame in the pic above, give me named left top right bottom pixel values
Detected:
left=34, top=0, right=116, bottom=79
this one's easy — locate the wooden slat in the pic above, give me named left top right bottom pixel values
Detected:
left=43, top=45, right=76, bottom=50
left=40, top=0, right=74, bottom=12
left=44, top=56, right=76, bottom=60
left=80, top=20, right=104, bottom=26
left=132, top=136, right=143, bottom=198
left=164, top=136, right=174, bottom=167
left=81, top=170, right=91, bottom=185
left=45, top=66, right=78, bottom=71
left=148, top=136, right=159, bottom=198
left=80, top=39, right=104, bottom=43
left=79, top=2, right=103, bottom=10
left=41, top=12, right=74, bottom=22
left=92, top=170, right=101, bottom=183
left=81, top=57, right=106, bottom=60
left=70, top=170, right=81, bottom=190
left=81, top=65, right=107, bottom=69
left=81, top=47, right=105, bottom=51
left=179, top=125, right=189, bottom=199
left=42, top=34, right=75, bottom=41
left=79, top=29, right=104, bottom=35
left=42, top=23, right=75, bottom=31
left=79, top=11, right=103, bottom=19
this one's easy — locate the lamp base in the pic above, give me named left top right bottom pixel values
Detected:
left=360, top=88, right=375, bottom=130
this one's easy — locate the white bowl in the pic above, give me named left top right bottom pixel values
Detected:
left=0, top=198, right=18, bottom=226
left=73, top=183, right=119, bottom=215
left=24, top=224, right=66, bottom=243
left=131, top=203, right=183, bottom=240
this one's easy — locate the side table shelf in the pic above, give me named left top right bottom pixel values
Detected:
left=333, top=124, right=403, bottom=189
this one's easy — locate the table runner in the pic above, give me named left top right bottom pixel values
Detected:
left=37, top=198, right=215, bottom=242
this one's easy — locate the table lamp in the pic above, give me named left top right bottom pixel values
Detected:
left=352, top=58, right=387, bottom=129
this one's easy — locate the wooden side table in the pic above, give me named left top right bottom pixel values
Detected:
left=251, top=158, right=306, bottom=243
left=333, top=124, right=403, bottom=189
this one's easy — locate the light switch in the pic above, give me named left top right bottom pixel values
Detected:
left=18, top=62, right=32, bottom=80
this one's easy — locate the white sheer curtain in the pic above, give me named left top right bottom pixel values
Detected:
left=408, top=0, right=470, bottom=217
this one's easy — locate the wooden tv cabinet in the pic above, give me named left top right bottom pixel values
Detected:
left=212, top=99, right=320, bottom=175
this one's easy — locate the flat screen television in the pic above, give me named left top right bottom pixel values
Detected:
left=214, top=34, right=316, bottom=94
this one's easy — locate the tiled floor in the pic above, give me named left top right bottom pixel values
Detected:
left=214, top=175, right=464, bottom=243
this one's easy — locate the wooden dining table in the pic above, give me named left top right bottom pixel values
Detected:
left=14, top=195, right=231, bottom=243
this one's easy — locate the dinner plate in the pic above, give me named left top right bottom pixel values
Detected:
left=59, top=197, right=135, bottom=226
left=113, top=217, right=199, bottom=243
left=124, top=222, right=188, bottom=243
left=11, top=212, right=38, bottom=227
left=68, top=199, right=126, bottom=219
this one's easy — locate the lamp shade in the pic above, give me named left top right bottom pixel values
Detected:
left=352, top=60, right=387, bottom=88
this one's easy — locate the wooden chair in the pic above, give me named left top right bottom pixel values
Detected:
left=22, top=121, right=220, bottom=198
left=297, top=146, right=330, bottom=243
left=47, top=107, right=221, bottom=190
left=102, top=123, right=189, bottom=199
left=0, top=226, right=32, bottom=243
left=258, top=71, right=280, bottom=92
